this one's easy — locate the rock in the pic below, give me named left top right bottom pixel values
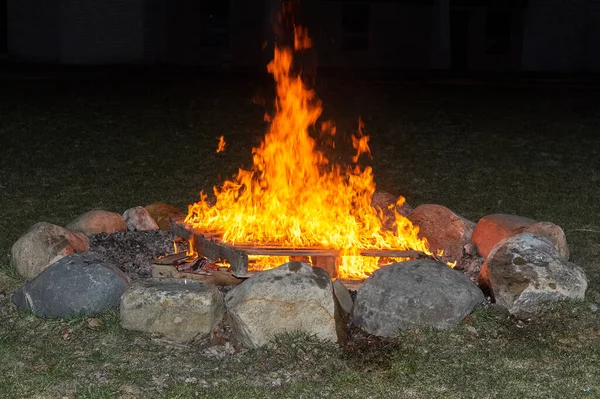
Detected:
left=67, top=210, right=127, bottom=235
left=11, top=222, right=90, bottom=279
left=333, top=279, right=353, bottom=314
left=120, top=278, right=224, bottom=343
left=371, top=191, right=414, bottom=231
left=477, top=233, right=587, bottom=316
left=473, top=215, right=535, bottom=258
left=122, top=206, right=159, bottom=231
left=407, top=204, right=476, bottom=263
left=473, top=215, right=569, bottom=260
left=225, top=262, right=347, bottom=348
left=12, top=253, right=129, bottom=318
left=523, top=221, right=569, bottom=260
left=352, top=260, right=484, bottom=336
left=144, top=203, right=186, bottom=230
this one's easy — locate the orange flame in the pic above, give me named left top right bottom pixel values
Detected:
left=216, top=136, right=226, bottom=153
left=352, top=117, right=372, bottom=163
left=186, top=25, right=434, bottom=279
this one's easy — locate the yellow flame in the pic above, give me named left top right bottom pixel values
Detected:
left=186, top=23, right=436, bottom=279
left=186, top=235, right=198, bottom=258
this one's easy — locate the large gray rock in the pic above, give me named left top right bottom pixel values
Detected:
left=120, top=279, right=224, bottom=343
left=67, top=210, right=127, bottom=235
left=225, top=262, right=347, bottom=349
left=407, top=204, right=476, bottom=264
left=477, top=233, right=587, bottom=316
left=11, top=222, right=90, bottom=279
left=352, top=260, right=484, bottom=336
left=123, top=206, right=159, bottom=231
left=472, top=214, right=569, bottom=260
left=12, top=253, right=129, bottom=318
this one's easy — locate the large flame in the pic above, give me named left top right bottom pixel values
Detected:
left=186, top=26, right=432, bottom=279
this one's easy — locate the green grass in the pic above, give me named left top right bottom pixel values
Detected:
left=0, top=76, right=599, bottom=398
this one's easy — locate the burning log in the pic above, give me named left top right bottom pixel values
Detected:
left=170, top=219, right=438, bottom=279
left=151, top=251, right=243, bottom=286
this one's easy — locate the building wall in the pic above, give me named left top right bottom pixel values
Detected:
left=161, top=0, right=265, bottom=67
left=521, top=0, right=588, bottom=72
left=230, top=0, right=268, bottom=67
left=585, top=2, right=600, bottom=72
left=305, top=1, right=432, bottom=69
left=456, top=6, right=524, bottom=72
left=59, top=0, right=145, bottom=64
left=142, top=0, right=168, bottom=64
left=6, top=0, right=60, bottom=62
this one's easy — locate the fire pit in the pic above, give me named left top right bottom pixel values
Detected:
left=173, top=25, right=448, bottom=281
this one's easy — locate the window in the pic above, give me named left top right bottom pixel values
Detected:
left=200, top=1, right=230, bottom=48
left=341, top=3, right=370, bottom=52
left=485, top=9, right=511, bottom=55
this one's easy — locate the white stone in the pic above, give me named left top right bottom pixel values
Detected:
left=120, top=278, right=224, bottom=343
left=225, top=262, right=347, bottom=348
left=11, top=222, right=90, bottom=279
left=123, top=206, right=159, bottom=231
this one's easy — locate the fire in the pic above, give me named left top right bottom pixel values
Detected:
left=186, top=24, right=434, bottom=279
left=216, top=136, right=226, bottom=153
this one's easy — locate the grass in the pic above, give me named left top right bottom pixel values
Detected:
left=0, top=73, right=599, bottom=398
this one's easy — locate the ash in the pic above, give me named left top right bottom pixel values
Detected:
left=88, top=231, right=185, bottom=280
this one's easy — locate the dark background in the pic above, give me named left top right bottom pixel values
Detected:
left=1, top=0, right=599, bottom=79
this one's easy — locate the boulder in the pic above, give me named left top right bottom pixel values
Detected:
left=120, top=279, right=224, bottom=343
left=523, top=221, right=569, bottom=260
left=352, top=260, right=484, bottom=336
left=473, top=215, right=535, bottom=258
left=122, top=206, right=159, bottom=231
left=225, top=262, right=347, bottom=348
left=472, top=214, right=569, bottom=260
left=477, top=233, right=587, bottom=316
left=371, top=191, right=414, bottom=231
left=67, top=210, right=127, bottom=235
left=12, top=253, right=129, bottom=318
left=144, top=203, right=186, bottom=230
left=11, top=222, right=90, bottom=279
left=407, top=204, right=476, bottom=263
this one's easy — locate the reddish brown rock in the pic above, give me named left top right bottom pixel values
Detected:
left=473, top=214, right=569, bottom=260
left=67, top=210, right=127, bottom=235
left=371, top=191, right=414, bottom=231
left=11, top=222, right=90, bottom=279
left=144, top=203, right=186, bottom=230
left=472, top=214, right=535, bottom=259
left=407, top=204, right=475, bottom=264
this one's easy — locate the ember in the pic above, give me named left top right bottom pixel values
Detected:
left=185, top=12, right=441, bottom=279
